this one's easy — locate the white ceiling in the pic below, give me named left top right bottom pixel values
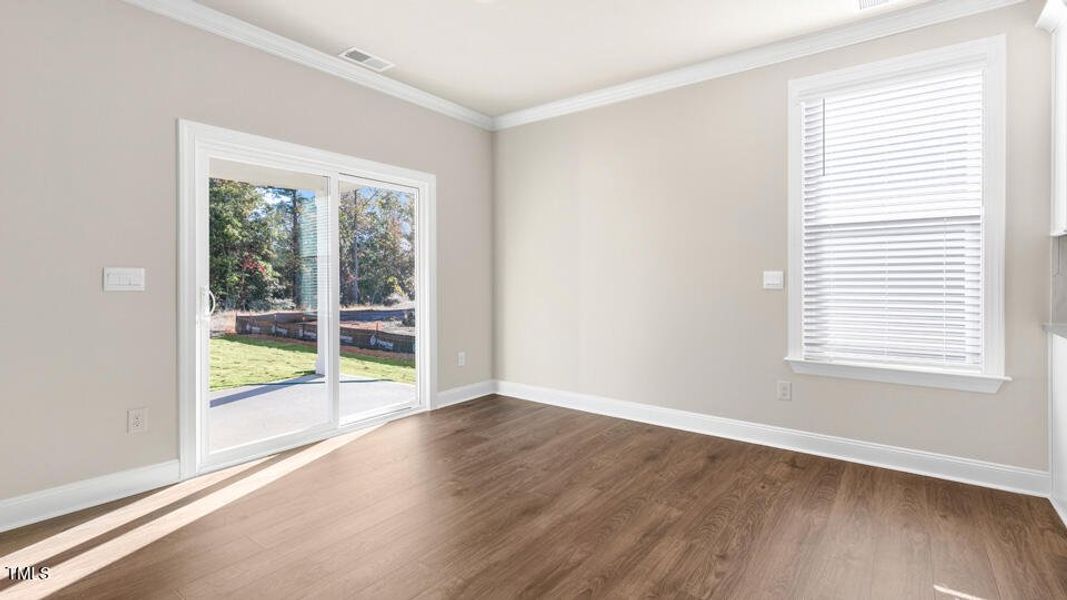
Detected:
left=196, top=0, right=934, bottom=116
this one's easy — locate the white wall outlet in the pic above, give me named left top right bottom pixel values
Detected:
left=762, top=270, right=784, bottom=290
left=776, top=381, right=792, bottom=401
left=127, top=407, right=147, bottom=433
left=103, top=267, right=146, bottom=292
left=458, top=351, right=466, bottom=367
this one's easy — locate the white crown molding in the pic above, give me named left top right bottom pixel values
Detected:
left=120, top=0, right=494, bottom=130
left=0, top=460, right=180, bottom=533
left=493, top=0, right=1026, bottom=130
left=120, top=0, right=1024, bottom=132
left=495, top=380, right=1052, bottom=497
left=1039, top=0, right=1067, bottom=31
left=434, top=380, right=497, bottom=409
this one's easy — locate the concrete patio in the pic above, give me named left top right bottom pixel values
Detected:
left=208, top=374, right=416, bottom=452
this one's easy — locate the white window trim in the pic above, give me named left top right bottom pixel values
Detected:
left=786, top=36, right=1009, bottom=394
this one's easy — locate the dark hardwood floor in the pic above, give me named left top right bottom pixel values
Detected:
left=2, top=395, right=1066, bottom=599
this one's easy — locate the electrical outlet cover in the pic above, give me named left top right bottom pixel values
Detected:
left=128, top=407, right=147, bottom=433
left=776, top=381, right=792, bottom=401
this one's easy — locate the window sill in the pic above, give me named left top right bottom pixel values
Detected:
left=784, top=358, right=1010, bottom=394
left=1045, top=323, right=1067, bottom=339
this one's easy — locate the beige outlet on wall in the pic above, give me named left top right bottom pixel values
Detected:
left=458, top=351, right=466, bottom=367
left=127, top=407, right=147, bottom=433
left=776, top=381, right=792, bottom=402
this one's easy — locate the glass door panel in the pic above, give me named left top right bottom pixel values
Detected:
left=337, top=177, right=418, bottom=423
left=205, top=158, right=332, bottom=456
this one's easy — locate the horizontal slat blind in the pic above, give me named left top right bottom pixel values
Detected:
left=800, top=67, right=984, bottom=372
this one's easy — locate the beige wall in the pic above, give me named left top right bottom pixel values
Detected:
left=0, top=0, right=493, bottom=498
left=494, top=1, right=1052, bottom=470
left=0, top=0, right=1052, bottom=502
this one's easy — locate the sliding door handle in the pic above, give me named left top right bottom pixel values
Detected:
left=200, top=286, right=217, bottom=318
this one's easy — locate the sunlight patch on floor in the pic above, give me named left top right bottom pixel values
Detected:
left=934, top=584, right=988, bottom=600
left=1, top=458, right=267, bottom=574
left=0, top=427, right=376, bottom=600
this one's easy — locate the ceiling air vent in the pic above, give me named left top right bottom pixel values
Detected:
left=338, top=46, right=394, bottom=72
left=858, top=0, right=894, bottom=8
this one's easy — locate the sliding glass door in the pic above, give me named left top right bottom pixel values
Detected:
left=202, top=159, right=335, bottom=465
left=337, top=176, right=419, bottom=423
left=182, top=122, right=434, bottom=476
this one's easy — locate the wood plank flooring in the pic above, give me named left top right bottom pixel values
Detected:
left=2, top=395, right=1066, bottom=599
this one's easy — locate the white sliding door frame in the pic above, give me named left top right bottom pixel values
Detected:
left=177, top=120, right=437, bottom=479
left=334, top=173, right=426, bottom=425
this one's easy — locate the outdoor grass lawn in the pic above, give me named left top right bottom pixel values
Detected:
left=210, top=335, right=415, bottom=390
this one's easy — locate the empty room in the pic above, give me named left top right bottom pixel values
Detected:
left=4, top=0, right=1067, bottom=598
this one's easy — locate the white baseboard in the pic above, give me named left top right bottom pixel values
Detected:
left=0, top=380, right=497, bottom=534
left=2, top=383, right=1053, bottom=534
left=495, top=380, right=1052, bottom=497
left=0, top=460, right=181, bottom=534
left=1053, top=496, right=1067, bottom=530
left=435, top=380, right=497, bottom=409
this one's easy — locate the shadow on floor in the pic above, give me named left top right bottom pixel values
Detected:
left=210, top=376, right=390, bottom=407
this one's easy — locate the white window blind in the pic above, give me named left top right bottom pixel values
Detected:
left=798, top=66, right=985, bottom=373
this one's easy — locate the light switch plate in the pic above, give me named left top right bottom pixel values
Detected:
left=763, top=270, right=784, bottom=290
left=104, top=267, right=145, bottom=292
